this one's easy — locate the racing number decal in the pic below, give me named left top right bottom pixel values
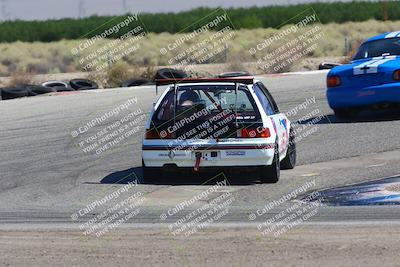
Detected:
left=279, top=118, right=289, bottom=150
left=353, top=57, right=396, bottom=75
left=271, top=116, right=288, bottom=152
left=270, top=117, right=277, bottom=135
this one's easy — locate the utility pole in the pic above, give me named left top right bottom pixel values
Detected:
left=122, top=0, right=128, bottom=13
left=383, top=0, right=388, bottom=21
left=78, top=0, right=86, bottom=18
left=0, top=0, right=10, bottom=21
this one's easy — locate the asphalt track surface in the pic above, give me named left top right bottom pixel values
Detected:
left=1, top=71, right=400, bottom=228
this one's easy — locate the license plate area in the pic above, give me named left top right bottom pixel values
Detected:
left=192, top=151, right=220, bottom=161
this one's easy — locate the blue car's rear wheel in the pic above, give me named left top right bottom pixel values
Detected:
left=334, top=108, right=360, bottom=120
left=142, top=160, right=163, bottom=183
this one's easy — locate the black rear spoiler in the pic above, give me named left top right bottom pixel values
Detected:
left=155, top=77, right=254, bottom=94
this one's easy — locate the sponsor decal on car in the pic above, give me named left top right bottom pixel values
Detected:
left=226, top=151, right=246, bottom=156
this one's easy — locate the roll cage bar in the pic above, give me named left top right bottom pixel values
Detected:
left=155, top=77, right=255, bottom=128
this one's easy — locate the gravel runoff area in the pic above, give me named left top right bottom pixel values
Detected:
left=0, top=225, right=399, bottom=267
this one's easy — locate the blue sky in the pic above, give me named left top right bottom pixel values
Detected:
left=0, top=0, right=372, bottom=21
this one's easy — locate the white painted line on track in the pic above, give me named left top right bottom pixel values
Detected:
left=366, top=163, right=386, bottom=168
left=300, top=173, right=320, bottom=177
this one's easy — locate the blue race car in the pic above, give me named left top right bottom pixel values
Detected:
left=327, top=31, right=400, bottom=119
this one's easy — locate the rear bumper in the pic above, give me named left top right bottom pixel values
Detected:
left=142, top=143, right=275, bottom=168
left=327, top=82, right=400, bottom=109
left=145, top=165, right=263, bottom=174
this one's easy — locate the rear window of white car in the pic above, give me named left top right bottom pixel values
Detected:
left=154, top=85, right=260, bottom=122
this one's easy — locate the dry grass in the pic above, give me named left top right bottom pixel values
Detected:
left=0, top=19, right=399, bottom=77
left=140, top=65, right=156, bottom=80
left=105, top=62, right=131, bottom=88
left=85, top=71, right=107, bottom=89
left=7, top=70, right=35, bottom=86
left=86, top=64, right=157, bottom=88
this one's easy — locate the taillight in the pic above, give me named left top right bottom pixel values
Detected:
left=327, top=76, right=341, bottom=87
left=145, top=129, right=174, bottom=139
left=393, top=70, right=400, bottom=81
left=238, top=127, right=271, bottom=138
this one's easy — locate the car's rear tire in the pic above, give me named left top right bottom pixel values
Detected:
left=281, top=129, right=296, bottom=170
left=260, top=143, right=280, bottom=184
left=142, top=160, right=163, bottom=183
left=334, top=108, right=359, bottom=120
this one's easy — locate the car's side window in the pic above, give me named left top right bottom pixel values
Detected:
left=257, top=82, right=280, bottom=113
left=253, top=83, right=275, bottom=116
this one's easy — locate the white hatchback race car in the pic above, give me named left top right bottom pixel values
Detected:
left=142, top=77, right=296, bottom=183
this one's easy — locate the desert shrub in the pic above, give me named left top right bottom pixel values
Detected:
left=140, top=65, right=156, bottom=81
left=7, top=70, right=35, bottom=86
left=0, top=19, right=399, bottom=76
left=86, top=71, right=107, bottom=89
left=105, top=62, right=131, bottom=88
